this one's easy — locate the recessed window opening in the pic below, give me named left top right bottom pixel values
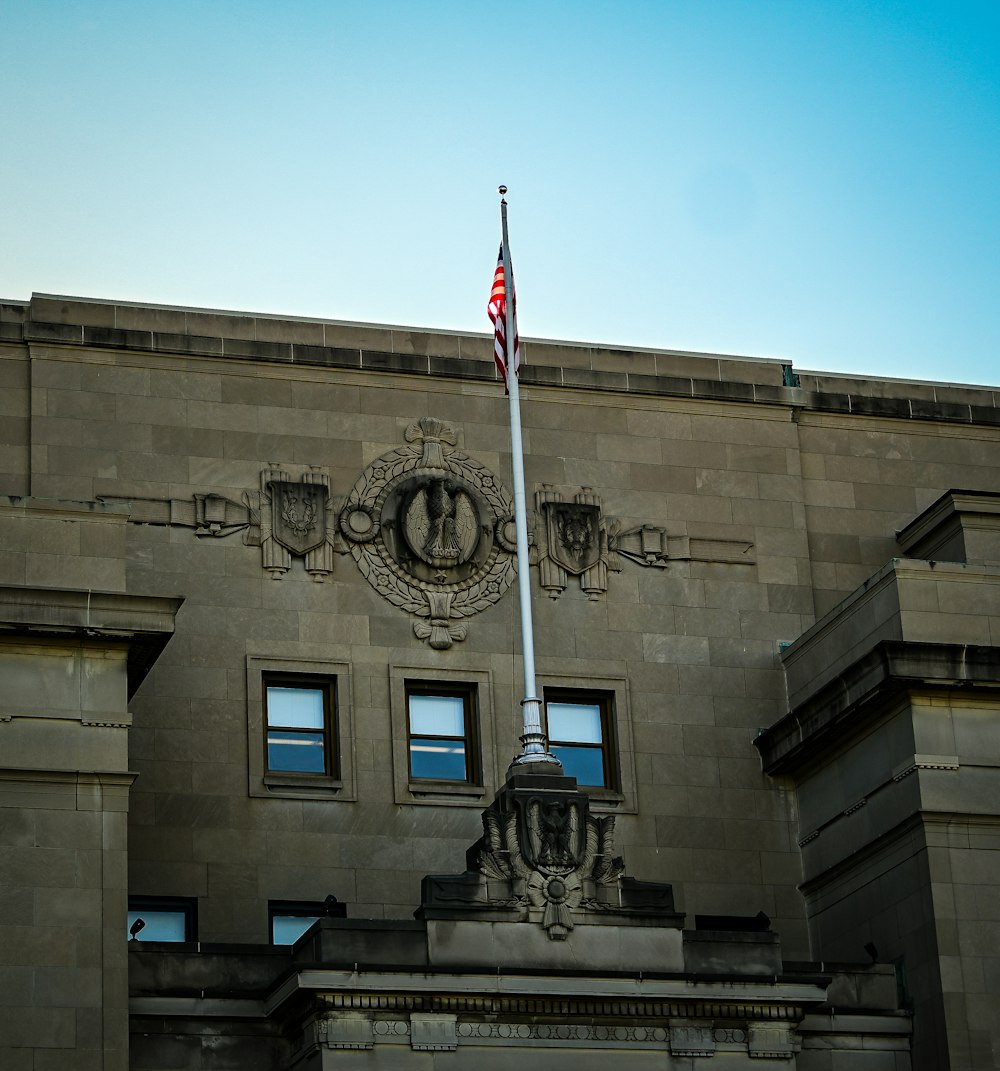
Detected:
left=265, top=676, right=334, bottom=776
left=269, top=898, right=345, bottom=945
left=406, top=684, right=477, bottom=783
left=545, top=691, right=613, bottom=788
left=127, top=897, right=197, bottom=942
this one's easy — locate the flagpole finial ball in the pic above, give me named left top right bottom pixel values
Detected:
left=498, top=185, right=508, bottom=196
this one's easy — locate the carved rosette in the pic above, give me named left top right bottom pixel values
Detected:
left=338, top=418, right=517, bottom=649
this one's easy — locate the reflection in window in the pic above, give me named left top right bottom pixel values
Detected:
left=269, top=898, right=345, bottom=945
left=272, top=914, right=319, bottom=944
left=265, top=678, right=334, bottom=775
left=406, top=685, right=476, bottom=782
left=545, top=692, right=613, bottom=788
left=127, top=897, right=196, bottom=942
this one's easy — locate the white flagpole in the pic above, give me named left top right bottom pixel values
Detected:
left=499, top=187, right=560, bottom=770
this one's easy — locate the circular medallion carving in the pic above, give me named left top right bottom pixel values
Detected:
left=383, top=473, right=492, bottom=584
left=340, top=504, right=378, bottom=542
left=338, top=420, right=517, bottom=645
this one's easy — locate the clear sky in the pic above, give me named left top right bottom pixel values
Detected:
left=2, top=1, right=998, bottom=385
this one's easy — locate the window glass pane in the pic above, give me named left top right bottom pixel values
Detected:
left=408, top=694, right=466, bottom=737
left=547, top=702, right=603, bottom=744
left=272, top=914, right=320, bottom=944
left=127, top=909, right=187, bottom=942
left=409, top=737, right=468, bottom=780
left=267, top=686, right=324, bottom=729
left=267, top=730, right=326, bottom=773
left=551, top=744, right=606, bottom=787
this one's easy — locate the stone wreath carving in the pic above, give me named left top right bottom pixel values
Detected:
left=338, top=417, right=518, bottom=649
left=478, top=798, right=625, bottom=940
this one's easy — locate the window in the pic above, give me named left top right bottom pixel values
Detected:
left=247, top=656, right=355, bottom=801
left=389, top=664, right=496, bottom=805
left=269, top=898, right=345, bottom=945
left=406, top=682, right=477, bottom=783
left=538, top=675, right=635, bottom=811
left=544, top=690, right=615, bottom=789
left=127, top=896, right=197, bottom=943
left=264, top=674, right=335, bottom=777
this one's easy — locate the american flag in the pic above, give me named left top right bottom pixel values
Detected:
left=487, top=245, right=520, bottom=390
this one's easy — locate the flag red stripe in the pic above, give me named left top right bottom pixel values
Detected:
left=486, top=246, right=520, bottom=391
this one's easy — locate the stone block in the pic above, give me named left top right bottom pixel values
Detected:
left=180, top=310, right=255, bottom=340
left=629, top=461, right=697, bottom=493
left=222, top=337, right=292, bottom=362
left=426, top=918, right=685, bottom=972
left=152, top=330, right=224, bottom=356
left=0, top=1006, right=77, bottom=1049
left=33, top=966, right=103, bottom=1008
left=555, top=364, right=631, bottom=392
left=45, top=387, right=117, bottom=422
left=255, top=316, right=325, bottom=345
left=187, top=399, right=259, bottom=433
left=320, top=322, right=393, bottom=351
left=25, top=320, right=86, bottom=345
left=256, top=864, right=357, bottom=904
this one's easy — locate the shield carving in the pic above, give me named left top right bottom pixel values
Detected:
left=520, top=796, right=586, bottom=873
left=545, top=502, right=601, bottom=575
left=269, top=481, right=327, bottom=555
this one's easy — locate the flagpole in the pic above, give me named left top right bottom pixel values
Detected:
left=499, top=187, right=560, bottom=770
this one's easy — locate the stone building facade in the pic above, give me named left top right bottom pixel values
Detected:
left=1, top=293, right=999, bottom=1069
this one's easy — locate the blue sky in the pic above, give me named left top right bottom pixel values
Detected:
left=2, top=1, right=998, bottom=385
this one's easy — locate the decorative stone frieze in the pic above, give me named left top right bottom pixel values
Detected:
left=192, top=492, right=248, bottom=538
left=305, top=1007, right=799, bottom=1057
left=455, top=1022, right=669, bottom=1043
left=747, top=1022, right=795, bottom=1058
left=312, top=987, right=806, bottom=1024
left=372, top=1020, right=410, bottom=1038
left=533, top=485, right=756, bottom=599
left=669, top=1020, right=717, bottom=1057
left=612, top=523, right=670, bottom=568
left=410, top=1013, right=458, bottom=1051
left=316, top=1013, right=374, bottom=1050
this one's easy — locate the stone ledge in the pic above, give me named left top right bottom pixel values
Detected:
left=0, top=583, right=183, bottom=696
left=8, top=296, right=999, bottom=425
left=756, top=640, right=1000, bottom=775
left=896, top=488, right=1000, bottom=559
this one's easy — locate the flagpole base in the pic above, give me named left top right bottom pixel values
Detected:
left=509, top=730, right=562, bottom=770
left=510, top=697, right=561, bottom=770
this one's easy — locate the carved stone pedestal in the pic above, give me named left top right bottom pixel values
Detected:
left=419, top=768, right=685, bottom=970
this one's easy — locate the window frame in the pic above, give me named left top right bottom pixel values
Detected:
left=544, top=688, right=616, bottom=791
left=389, top=664, right=496, bottom=806
left=263, top=673, right=336, bottom=779
left=405, top=681, right=479, bottom=785
left=537, top=673, right=636, bottom=812
left=127, top=895, right=198, bottom=944
left=247, top=655, right=355, bottom=801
